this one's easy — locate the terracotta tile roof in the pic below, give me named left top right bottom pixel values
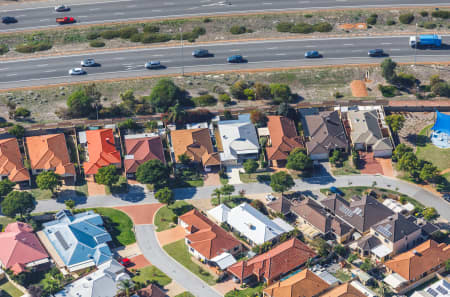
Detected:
left=83, top=129, right=121, bottom=175
left=266, top=116, right=303, bottom=161
left=124, top=135, right=165, bottom=174
left=135, top=284, right=166, bottom=297
left=179, top=209, right=241, bottom=260
left=264, top=269, right=330, bottom=297
left=227, top=238, right=316, bottom=283
left=171, top=128, right=219, bottom=166
left=0, top=222, right=48, bottom=274
left=385, top=240, right=450, bottom=281
left=319, top=283, right=366, bottom=297
left=0, top=138, right=30, bottom=182
left=26, top=133, right=76, bottom=176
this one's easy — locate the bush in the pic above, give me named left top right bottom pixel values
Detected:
left=393, top=72, right=416, bottom=88
left=431, top=10, right=449, bottom=19
left=143, top=24, right=160, bottom=33
left=100, top=30, right=120, bottom=39
left=141, top=33, right=172, bottom=43
left=387, top=20, right=396, bottom=25
left=378, top=85, right=398, bottom=97
left=0, top=44, right=8, bottom=55
left=399, top=13, right=414, bottom=24
left=15, top=42, right=52, bottom=53
left=304, top=14, right=313, bottom=18
left=218, top=93, right=231, bottom=104
left=313, top=22, right=333, bottom=32
left=276, top=22, right=293, bottom=32
left=86, top=31, right=100, bottom=40
left=367, top=16, right=377, bottom=25
left=89, top=40, right=105, bottom=47
left=14, top=44, right=33, bottom=53
left=420, top=11, right=429, bottom=17
left=119, top=26, right=139, bottom=39
left=423, top=22, right=437, bottom=29
left=230, top=25, right=247, bottom=34
left=130, top=33, right=143, bottom=42
left=203, top=17, right=212, bottom=23
left=290, top=23, right=314, bottom=33
left=193, top=94, right=217, bottom=106
left=192, top=26, right=206, bottom=36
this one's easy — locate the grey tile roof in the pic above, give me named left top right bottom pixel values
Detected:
left=357, top=235, right=382, bottom=252
left=371, top=213, right=420, bottom=243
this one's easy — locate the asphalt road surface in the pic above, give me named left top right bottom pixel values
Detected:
left=1, top=0, right=450, bottom=32
left=0, top=36, right=449, bottom=89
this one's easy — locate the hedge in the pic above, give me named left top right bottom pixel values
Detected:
left=367, top=16, right=377, bottom=25
left=420, top=11, right=429, bottom=17
left=143, top=24, right=160, bottom=33
left=15, top=42, right=52, bottom=53
left=387, top=20, right=396, bottom=26
left=431, top=10, right=449, bottom=19
left=399, top=13, right=414, bottom=24
left=100, top=30, right=120, bottom=39
left=0, top=44, right=9, bottom=55
left=276, top=22, right=332, bottom=33
left=141, top=33, right=172, bottom=43
left=193, top=94, right=217, bottom=106
left=119, top=27, right=139, bottom=39
left=130, top=33, right=143, bottom=42
left=276, top=22, right=293, bottom=32
left=378, top=85, right=398, bottom=97
left=89, top=40, right=106, bottom=47
left=423, top=22, right=437, bottom=29
left=86, top=32, right=100, bottom=40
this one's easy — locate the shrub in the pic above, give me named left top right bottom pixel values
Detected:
left=290, top=23, right=314, bottom=33
left=423, top=22, right=437, bottom=29
left=15, top=42, right=52, bottom=53
left=119, top=26, right=139, bottom=39
left=203, top=17, right=212, bottom=23
left=141, top=33, right=172, bottom=43
left=367, top=16, right=377, bottom=25
left=304, top=14, right=313, bottom=18
left=313, top=22, right=333, bottom=32
left=89, top=40, right=105, bottom=47
left=399, top=13, right=414, bottom=24
left=378, top=85, right=398, bottom=97
left=0, top=44, right=8, bottom=55
left=192, top=26, right=206, bottom=36
left=394, top=72, right=416, bottom=88
left=193, top=94, right=217, bottom=106
left=130, top=33, right=143, bottom=42
left=230, top=25, right=247, bottom=34
left=276, top=22, right=293, bottom=32
left=218, top=93, right=231, bottom=104
left=86, top=31, right=100, bottom=40
left=100, top=30, right=120, bottom=39
left=431, top=10, right=449, bottom=19
left=143, top=24, right=160, bottom=33
left=387, top=20, right=396, bottom=25
left=420, top=11, right=429, bottom=17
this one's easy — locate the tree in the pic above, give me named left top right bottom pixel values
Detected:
left=277, top=102, right=296, bottom=120
left=392, top=143, right=412, bottom=162
left=220, top=184, right=235, bottom=199
left=243, top=159, right=258, bottom=174
left=223, top=110, right=233, bottom=120
left=95, top=165, right=119, bottom=187
left=136, top=159, right=170, bottom=186
left=250, top=110, right=268, bottom=127
left=177, top=153, right=192, bottom=166
left=243, top=88, right=255, bottom=100
left=118, top=119, right=140, bottom=130
left=155, top=187, right=174, bottom=205
left=446, top=259, right=450, bottom=272
left=270, top=171, right=294, bottom=194
left=393, top=73, right=416, bottom=88
left=333, top=244, right=347, bottom=257
left=431, top=81, right=450, bottom=98
left=329, top=150, right=344, bottom=167
left=165, top=103, right=187, bottom=125
left=67, top=89, right=94, bottom=117
left=381, top=58, right=397, bottom=82
left=385, top=114, right=405, bottom=133
left=312, top=238, right=330, bottom=257
left=286, top=148, right=312, bottom=171
left=420, top=163, right=440, bottom=183
left=28, top=285, right=43, bottom=297
left=212, top=188, right=222, bottom=205
left=64, top=199, right=75, bottom=211
left=0, top=179, right=15, bottom=200
left=254, top=83, right=272, bottom=100
left=398, top=152, right=419, bottom=172
left=40, top=269, right=64, bottom=296
left=8, top=124, right=25, bottom=138
left=250, top=199, right=268, bottom=215
left=148, top=78, right=184, bottom=112
left=1, top=191, right=35, bottom=218
left=145, top=120, right=158, bottom=132
left=423, top=207, right=438, bottom=221
left=14, top=107, right=31, bottom=119
left=270, top=83, right=293, bottom=104
left=360, top=258, right=373, bottom=272
left=230, top=80, right=248, bottom=100
left=36, top=171, right=61, bottom=196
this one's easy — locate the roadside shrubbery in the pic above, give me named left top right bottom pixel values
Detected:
left=378, top=85, right=398, bottom=97
left=276, top=22, right=333, bottom=34
left=230, top=25, right=250, bottom=34
left=0, top=44, right=8, bottom=55
left=89, top=40, right=105, bottom=47
left=192, top=94, right=217, bottom=107
left=367, top=14, right=378, bottom=25
left=399, top=13, right=414, bottom=24
left=15, top=42, right=52, bottom=53
left=431, top=10, right=449, bottom=19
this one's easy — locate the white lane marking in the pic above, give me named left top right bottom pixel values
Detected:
left=344, top=43, right=353, bottom=46
left=6, top=74, right=17, bottom=77
left=305, top=45, right=316, bottom=48
left=298, top=1, right=310, bottom=3
left=275, top=53, right=287, bottom=56
left=127, top=4, right=137, bottom=8
left=37, top=64, right=49, bottom=67
left=263, top=2, right=273, bottom=5
left=113, top=57, right=125, bottom=60
left=351, top=49, right=363, bottom=52
left=230, top=49, right=240, bottom=52
left=114, top=12, right=124, bottom=15
left=336, top=0, right=347, bottom=2
left=44, top=70, right=57, bottom=73
left=152, top=54, right=163, bottom=57
left=186, top=7, right=199, bottom=10
left=164, top=2, right=175, bottom=5
left=16, top=14, right=27, bottom=17
left=78, top=16, right=89, bottom=18
left=390, top=48, right=401, bottom=51
left=89, top=8, right=100, bottom=11
left=152, top=9, right=162, bottom=12
left=267, top=47, right=278, bottom=50
left=0, top=68, right=9, bottom=71
left=381, top=42, right=392, bottom=45
left=39, top=18, right=50, bottom=21
left=161, top=60, right=172, bottom=63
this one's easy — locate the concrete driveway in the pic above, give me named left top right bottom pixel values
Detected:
left=135, top=225, right=222, bottom=297
left=226, top=166, right=243, bottom=185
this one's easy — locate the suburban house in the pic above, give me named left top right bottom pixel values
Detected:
left=55, top=259, right=131, bottom=297
left=178, top=209, right=242, bottom=270
left=0, top=222, right=49, bottom=274
left=291, top=198, right=353, bottom=243
left=217, top=114, right=259, bottom=165
left=321, top=194, right=394, bottom=234
left=266, top=116, right=303, bottom=167
left=171, top=128, right=220, bottom=171
left=25, top=133, right=76, bottom=183
left=132, top=284, right=166, bottom=297
left=303, top=111, right=348, bottom=161
left=124, top=133, right=166, bottom=178
left=347, top=109, right=393, bottom=157
left=208, top=204, right=231, bottom=224
left=0, top=138, right=30, bottom=187
left=355, top=213, right=422, bottom=260
left=214, top=203, right=293, bottom=246
left=263, top=269, right=330, bottom=297
left=384, top=240, right=450, bottom=294
left=42, top=210, right=113, bottom=272
left=411, top=279, right=450, bottom=297
left=267, top=196, right=294, bottom=217
left=319, top=282, right=369, bottom=297
left=227, top=238, right=316, bottom=285
left=82, top=128, right=121, bottom=177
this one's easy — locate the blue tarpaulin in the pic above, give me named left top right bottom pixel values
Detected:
left=432, top=111, right=450, bottom=135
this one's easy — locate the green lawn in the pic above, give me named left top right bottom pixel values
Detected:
left=90, top=208, right=135, bottom=246
left=224, top=283, right=264, bottom=297
left=0, top=216, right=15, bottom=231
left=333, top=270, right=352, bottom=282
left=416, top=125, right=450, bottom=171
left=132, top=265, right=172, bottom=287
left=154, top=201, right=193, bottom=232
left=174, top=292, right=195, bottom=297
left=239, top=172, right=271, bottom=183
left=29, top=188, right=53, bottom=200
left=163, top=239, right=217, bottom=285
left=0, top=279, right=23, bottom=297
left=185, top=179, right=204, bottom=187
left=331, top=160, right=360, bottom=176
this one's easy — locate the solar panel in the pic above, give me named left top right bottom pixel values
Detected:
left=426, top=288, right=438, bottom=297
left=436, top=286, right=448, bottom=295
left=376, top=224, right=392, bottom=238
left=339, top=205, right=354, bottom=217
left=443, top=281, right=450, bottom=289
left=55, top=231, right=70, bottom=250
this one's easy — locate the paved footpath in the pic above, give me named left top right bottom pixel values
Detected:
left=32, top=174, right=450, bottom=220
left=135, top=224, right=222, bottom=297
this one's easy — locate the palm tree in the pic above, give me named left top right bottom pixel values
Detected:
left=220, top=184, right=235, bottom=201
left=212, top=188, right=222, bottom=205
left=117, top=279, right=134, bottom=297
left=166, top=103, right=187, bottom=125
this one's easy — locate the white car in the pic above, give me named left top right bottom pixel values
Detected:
left=81, top=58, right=96, bottom=67
left=69, top=68, right=86, bottom=75
left=265, top=194, right=276, bottom=202
left=54, top=5, right=70, bottom=12
left=145, top=61, right=162, bottom=69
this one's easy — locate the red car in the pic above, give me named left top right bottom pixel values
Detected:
left=56, top=17, right=75, bottom=24
left=120, top=258, right=131, bottom=267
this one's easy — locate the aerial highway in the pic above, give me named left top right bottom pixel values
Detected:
left=0, top=35, right=448, bottom=89
left=1, top=0, right=449, bottom=32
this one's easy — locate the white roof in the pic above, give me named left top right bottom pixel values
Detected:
left=55, top=259, right=130, bottom=297
left=257, top=127, right=270, bottom=137
left=411, top=279, right=450, bottom=297
left=186, top=122, right=209, bottom=129
left=382, top=199, right=414, bottom=214
left=208, top=204, right=231, bottom=223
left=218, top=114, right=259, bottom=162
left=124, top=132, right=159, bottom=139
left=371, top=244, right=392, bottom=258
left=226, top=203, right=286, bottom=245
left=350, top=280, right=377, bottom=297
left=210, top=252, right=236, bottom=270
left=272, top=217, right=294, bottom=232
left=384, top=273, right=407, bottom=289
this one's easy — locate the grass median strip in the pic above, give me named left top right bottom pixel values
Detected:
left=163, top=239, right=217, bottom=285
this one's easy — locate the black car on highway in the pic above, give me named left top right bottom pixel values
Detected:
left=368, top=49, right=384, bottom=57
left=2, top=16, right=17, bottom=24
left=192, top=49, right=210, bottom=58
left=227, top=55, right=245, bottom=63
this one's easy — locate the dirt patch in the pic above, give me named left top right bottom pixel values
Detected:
left=156, top=225, right=186, bottom=247
left=114, top=203, right=163, bottom=225
left=338, top=23, right=367, bottom=30
left=87, top=180, right=106, bottom=196
left=396, top=112, right=435, bottom=147
left=350, top=80, right=368, bottom=97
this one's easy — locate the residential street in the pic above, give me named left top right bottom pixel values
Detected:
left=31, top=174, right=450, bottom=220
left=135, top=224, right=223, bottom=297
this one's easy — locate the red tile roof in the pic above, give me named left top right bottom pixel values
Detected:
left=124, top=135, right=165, bottom=174
left=266, top=116, right=303, bottom=161
left=319, top=283, right=366, bottom=297
left=135, top=284, right=166, bottom=297
left=83, top=129, right=121, bottom=175
left=0, top=222, right=48, bottom=274
left=0, top=138, right=30, bottom=183
left=227, top=238, right=316, bottom=283
left=179, top=209, right=241, bottom=260
left=26, top=133, right=76, bottom=176
left=385, top=240, right=450, bottom=281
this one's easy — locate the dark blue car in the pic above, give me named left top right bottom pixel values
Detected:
left=330, top=186, right=344, bottom=196
left=305, top=51, right=321, bottom=58
left=227, top=55, right=245, bottom=63
left=2, top=16, right=17, bottom=24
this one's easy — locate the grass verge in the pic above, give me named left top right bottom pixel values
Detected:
left=154, top=201, right=193, bottom=232
left=132, top=265, right=172, bottom=287
left=175, top=292, right=195, bottom=297
left=239, top=172, right=271, bottom=183
left=90, top=207, right=135, bottom=246
left=224, top=283, right=264, bottom=297
left=163, top=239, right=217, bottom=285
left=331, top=160, right=360, bottom=176
left=0, top=279, right=23, bottom=297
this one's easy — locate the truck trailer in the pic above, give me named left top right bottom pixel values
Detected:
left=409, top=34, right=442, bottom=48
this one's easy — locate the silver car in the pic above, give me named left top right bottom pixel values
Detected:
left=54, top=5, right=70, bottom=12
left=69, top=68, right=86, bottom=75
left=81, top=58, right=96, bottom=67
left=145, top=61, right=162, bottom=69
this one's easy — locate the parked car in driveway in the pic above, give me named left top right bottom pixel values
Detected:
left=329, top=186, right=344, bottom=196
left=81, top=58, right=97, bottom=67
left=54, top=5, right=70, bottom=12
left=2, top=16, right=17, bottom=24
left=68, top=68, right=86, bottom=75
left=305, top=51, right=321, bottom=58
left=192, top=49, right=211, bottom=57
left=368, top=49, right=385, bottom=57
left=227, top=55, right=245, bottom=63
left=145, top=61, right=163, bottom=69
left=265, top=194, right=276, bottom=202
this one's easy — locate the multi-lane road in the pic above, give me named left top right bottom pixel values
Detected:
left=1, top=0, right=450, bottom=32
left=0, top=36, right=448, bottom=89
